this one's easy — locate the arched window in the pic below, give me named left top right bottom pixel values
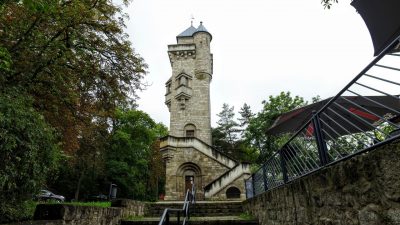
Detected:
left=184, top=124, right=196, bottom=137
left=226, top=186, right=241, bottom=199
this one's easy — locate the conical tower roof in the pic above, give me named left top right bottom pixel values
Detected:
left=193, top=22, right=212, bottom=40
left=196, top=22, right=209, bottom=33
left=177, top=25, right=197, bottom=38
left=176, top=22, right=212, bottom=40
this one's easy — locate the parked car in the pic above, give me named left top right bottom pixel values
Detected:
left=35, top=189, right=65, bottom=202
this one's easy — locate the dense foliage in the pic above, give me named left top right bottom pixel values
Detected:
left=213, top=92, right=307, bottom=163
left=244, top=92, right=306, bottom=162
left=1, top=0, right=147, bottom=155
left=105, top=110, right=167, bottom=200
left=0, top=91, right=59, bottom=222
left=0, top=0, right=164, bottom=222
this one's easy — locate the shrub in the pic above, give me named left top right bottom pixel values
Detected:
left=0, top=90, right=59, bottom=223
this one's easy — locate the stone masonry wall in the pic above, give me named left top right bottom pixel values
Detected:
left=167, top=31, right=213, bottom=145
left=243, top=140, right=400, bottom=225
left=164, top=146, right=229, bottom=200
left=210, top=174, right=250, bottom=201
left=19, top=199, right=146, bottom=225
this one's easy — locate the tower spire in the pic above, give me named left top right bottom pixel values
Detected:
left=190, top=14, right=195, bottom=26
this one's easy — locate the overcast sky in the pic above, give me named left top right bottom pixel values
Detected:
left=123, top=0, right=375, bottom=128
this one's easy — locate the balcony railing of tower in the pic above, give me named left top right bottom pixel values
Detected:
left=158, top=184, right=196, bottom=225
left=245, top=37, right=400, bottom=199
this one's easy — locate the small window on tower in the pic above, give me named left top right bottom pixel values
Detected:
left=186, top=130, right=195, bottom=137
left=166, top=81, right=172, bottom=94
left=180, top=76, right=187, bottom=86
left=184, top=124, right=196, bottom=137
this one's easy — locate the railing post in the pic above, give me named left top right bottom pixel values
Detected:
left=166, top=212, right=170, bottom=225
left=312, top=111, right=329, bottom=166
left=177, top=211, right=180, bottom=225
left=279, top=150, right=288, bottom=183
left=245, top=179, right=248, bottom=199
left=251, top=174, right=256, bottom=196
left=262, top=165, right=268, bottom=191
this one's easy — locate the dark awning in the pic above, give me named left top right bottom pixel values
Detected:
left=351, top=0, right=400, bottom=56
left=267, top=96, right=400, bottom=137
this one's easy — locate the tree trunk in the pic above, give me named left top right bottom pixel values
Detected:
left=74, top=170, right=85, bottom=201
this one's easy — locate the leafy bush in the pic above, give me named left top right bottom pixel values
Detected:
left=0, top=90, right=59, bottom=223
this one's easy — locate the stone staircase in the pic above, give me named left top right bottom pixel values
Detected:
left=121, top=201, right=258, bottom=225
left=160, top=136, right=237, bottom=168
left=121, top=218, right=258, bottom=225
left=160, top=136, right=251, bottom=200
left=204, top=164, right=251, bottom=199
left=145, top=201, right=243, bottom=217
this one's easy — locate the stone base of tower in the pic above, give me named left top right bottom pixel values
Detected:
left=159, top=136, right=250, bottom=201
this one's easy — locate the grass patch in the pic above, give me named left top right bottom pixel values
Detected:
left=239, top=212, right=255, bottom=220
left=45, top=201, right=112, bottom=208
left=18, top=200, right=38, bottom=221
left=64, top=201, right=111, bottom=207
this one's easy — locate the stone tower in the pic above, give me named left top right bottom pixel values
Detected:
left=160, top=22, right=250, bottom=201
left=165, top=22, right=213, bottom=145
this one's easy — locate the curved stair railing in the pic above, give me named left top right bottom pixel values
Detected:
left=158, top=185, right=196, bottom=225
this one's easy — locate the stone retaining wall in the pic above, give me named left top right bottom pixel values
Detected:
left=10, top=199, right=145, bottom=225
left=243, top=140, right=400, bottom=225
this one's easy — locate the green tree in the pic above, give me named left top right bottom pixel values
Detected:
left=0, top=90, right=59, bottom=223
left=0, top=0, right=148, bottom=214
left=213, top=103, right=258, bottom=162
left=105, top=109, right=167, bottom=200
left=0, top=0, right=147, bottom=155
left=244, top=92, right=306, bottom=162
left=321, top=0, right=338, bottom=9
left=213, top=103, right=241, bottom=158
left=216, top=103, right=240, bottom=144
left=311, top=95, right=321, bottom=103
left=212, top=127, right=233, bottom=154
left=238, top=103, right=254, bottom=128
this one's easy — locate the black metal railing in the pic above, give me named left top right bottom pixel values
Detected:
left=245, top=40, right=400, bottom=198
left=158, top=185, right=196, bottom=225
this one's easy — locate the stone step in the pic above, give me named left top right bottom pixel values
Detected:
left=121, top=216, right=258, bottom=225
left=145, top=202, right=243, bottom=217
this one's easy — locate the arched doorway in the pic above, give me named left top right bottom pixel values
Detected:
left=226, top=186, right=241, bottom=199
left=176, top=162, right=202, bottom=199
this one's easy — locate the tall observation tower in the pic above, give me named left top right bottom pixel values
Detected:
left=161, top=22, right=250, bottom=201
left=164, top=21, right=213, bottom=145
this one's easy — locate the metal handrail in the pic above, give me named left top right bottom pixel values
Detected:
left=158, top=185, right=196, bottom=225
left=245, top=36, right=400, bottom=199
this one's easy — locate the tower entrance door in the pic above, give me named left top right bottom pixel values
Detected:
left=176, top=162, right=201, bottom=200
left=185, top=176, right=194, bottom=194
